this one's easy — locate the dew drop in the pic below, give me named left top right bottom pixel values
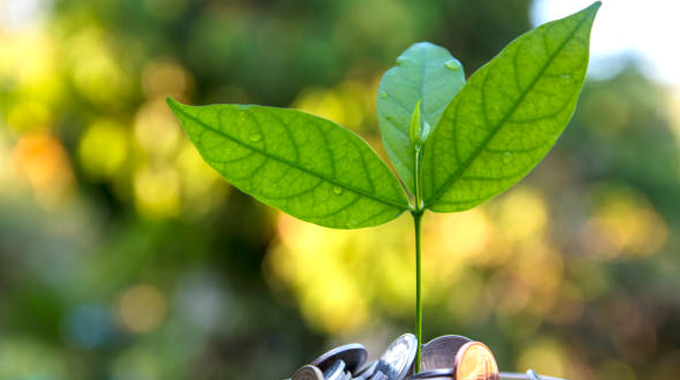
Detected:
left=332, top=186, right=343, bottom=195
left=561, top=74, right=572, bottom=79
left=503, top=152, right=513, bottom=163
left=380, top=91, right=388, bottom=99
left=396, top=57, right=406, bottom=66
left=249, top=133, right=262, bottom=142
left=444, top=59, right=461, bottom=71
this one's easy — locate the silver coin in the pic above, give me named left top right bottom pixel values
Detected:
left=406, top=368, right=454, bottom=379
left=292, top=365, right=324, bottom=380
left=355, top=360, right=379, bottom=379
left=324, top=360, right=346, bottom=380
left=421, top=335, right=472, bottom=371
left=312, top=343, right=368, bottom=374
left=368, top=370, right=388, bottom=380
left=376, top=333, right=419, bottom=380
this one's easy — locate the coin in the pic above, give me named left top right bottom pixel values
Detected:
left=407, top=368, right=454, bottom=379
left=311, top=343, right=367, bottom=374
left=421, top=335, right=473, bottom=371
left=453, top=342, right=499, bottom=380
left=323, top=360, right=346, bottom=380
left=368, top=370, right=388, bottom=380
left=376, top=333, right=419, bottom=380
left=356, top=360, right=379, bottom=380
left=291, top=365, right=324, bottom=380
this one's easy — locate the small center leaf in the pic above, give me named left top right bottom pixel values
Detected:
left=377, top=42, right=466, bottom=195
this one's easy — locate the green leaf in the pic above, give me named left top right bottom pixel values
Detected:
left=409, top=100, right=423, bottom=146
left=377, top=42, right=466, bottom=195
left=422, top=2, right=601, bottom=212
left=408, top=100, right=431, bottom=148
left=167, top=98, right=410, bottom=229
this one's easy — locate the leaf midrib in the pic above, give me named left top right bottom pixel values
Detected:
left=175, top=105, right=410, bottom=210
left=425, top=13, right=589, bottom=208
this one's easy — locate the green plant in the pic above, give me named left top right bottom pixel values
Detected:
left=168, top=2, right=600, bottom=372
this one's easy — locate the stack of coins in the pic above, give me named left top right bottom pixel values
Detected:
left=289, top=334, right=418, bottom=380
left=410, top=336, right=498, bottom=380
left=287, top=334, right=565, bottom=380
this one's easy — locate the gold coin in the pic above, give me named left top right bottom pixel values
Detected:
left=454, top=342, right=499, bottom=380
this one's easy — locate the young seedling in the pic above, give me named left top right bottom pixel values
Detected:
left=169, top=2, right=600, bottom=373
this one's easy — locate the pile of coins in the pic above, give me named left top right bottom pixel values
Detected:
left=286, top=333, right=566, bottom=380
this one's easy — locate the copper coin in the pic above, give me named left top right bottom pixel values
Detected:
left=453, top=342, right=499, bottom=380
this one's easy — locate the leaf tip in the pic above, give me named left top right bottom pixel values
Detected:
left=166, top=96, right=180, bottom=111
left=411, top=41, right=438, bottom=50
left=584, top=1, right=602, bottom=16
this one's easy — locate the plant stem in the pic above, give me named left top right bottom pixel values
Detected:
left=412, top=142, right=425, bottom=373
left=412, top=210, right=424, bottom=373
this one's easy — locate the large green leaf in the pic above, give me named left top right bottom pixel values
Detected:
left=422, top=2, right=600, bottom=212
left=377, top=42, right=465, bottom=194
left=168, top=99, right=410, bottom=229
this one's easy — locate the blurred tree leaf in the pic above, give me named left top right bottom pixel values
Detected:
left=422, top=2, right=600, bottom=212
left=377, top=42, right=465, bottom=194
left=167, top=99, right=409, bottom=229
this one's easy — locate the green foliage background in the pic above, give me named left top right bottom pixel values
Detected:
left=1, top=0, right=679, bottom=379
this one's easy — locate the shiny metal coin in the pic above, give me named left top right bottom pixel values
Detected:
left=453, top=342, right=499, bottom=380
left=376, top=333, right=419, bottom=380
left=356, top=360, right=379, bottom=379
left=324, top=360, right=346, bottom=380
left=421, top=335, right=472, bottom=371
left=291, top=365, right=324, bottom=380
left=312, top=343, right=367, bottom=374
left=406, top=368, right=454, bottom=379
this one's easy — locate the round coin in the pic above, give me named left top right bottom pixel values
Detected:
left=407, top=368, right=454, bottom=379
left=356, top=360, right=379, bottom=379
left=376, top=333, right=418, bottom=380
left=453, top=342, right=499, bottom=380
left=292, top=365, right=324, bottom=380
left=421, top=335, right=473, bottom=371
left=311, top=343, right=367, bottom=374
left=323, top=360, right=346, bottom=380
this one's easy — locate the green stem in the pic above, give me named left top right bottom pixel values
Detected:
left=412, top=142, right=425, bottom=373
left=412, top=210, right=424, bottom=373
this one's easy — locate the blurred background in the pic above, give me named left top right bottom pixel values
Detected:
left=1, top=0, right=679, bottom=379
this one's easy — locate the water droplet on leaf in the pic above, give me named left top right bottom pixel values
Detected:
left=249, top=133, right=262, bottom=142
left=444, top=59, right=461, bottom=70
left=332, top=186, right=343, bottom=195
left=380, top=91, right=388, bottom=99
left=503, top=152, right=513, bottom=163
